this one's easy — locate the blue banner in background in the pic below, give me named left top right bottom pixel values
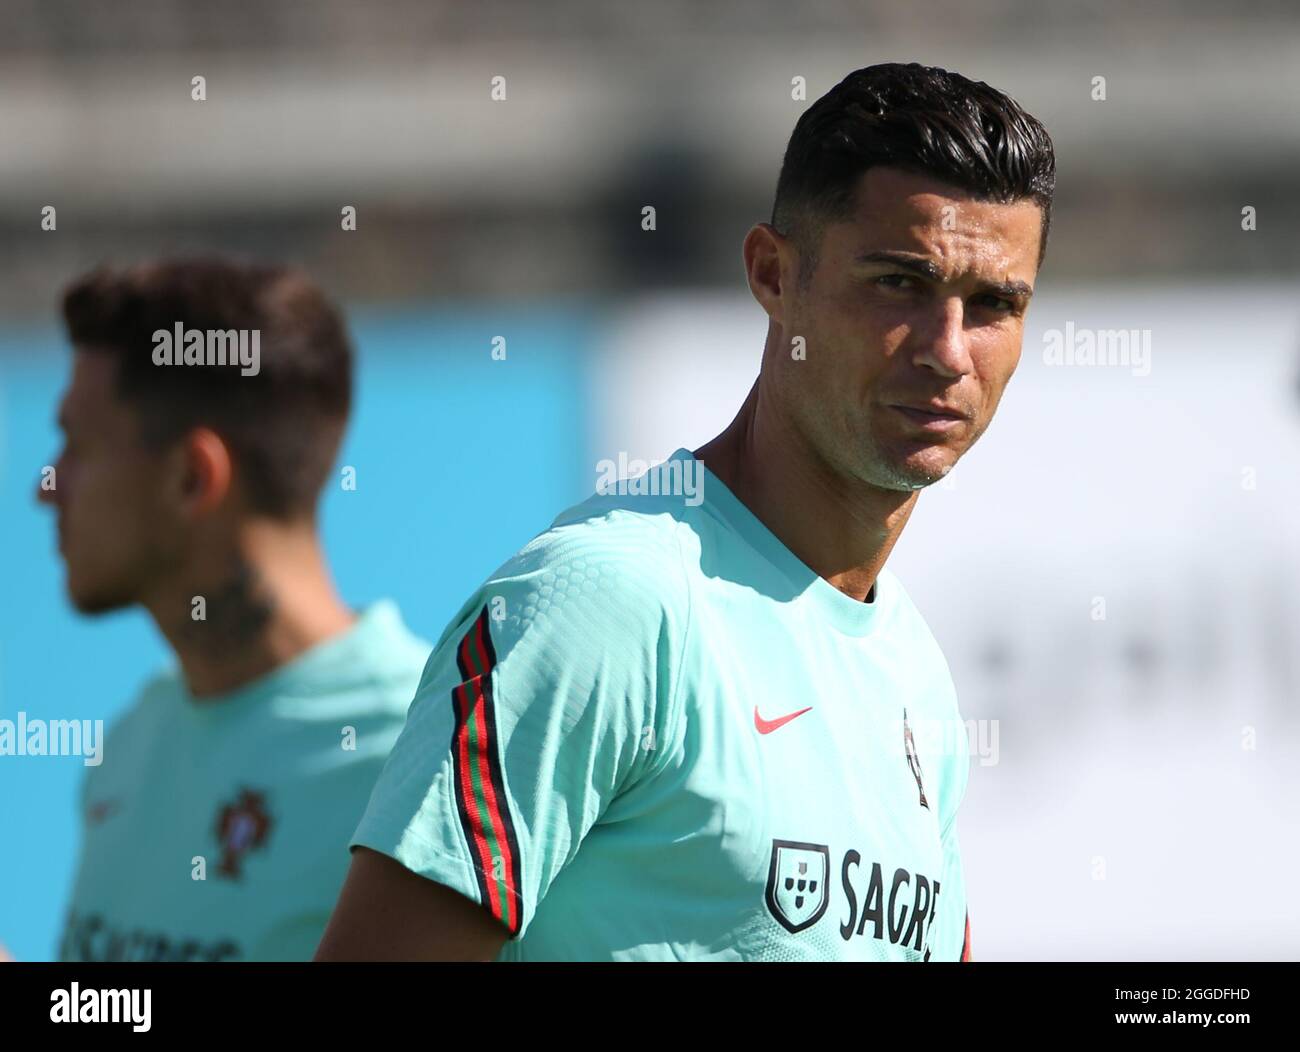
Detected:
left=0, top=305, right=596, bottom=961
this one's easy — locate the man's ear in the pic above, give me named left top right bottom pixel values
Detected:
left=743, top=222, right=798, bottom=327
left=177, top=427, right=234, bottom=517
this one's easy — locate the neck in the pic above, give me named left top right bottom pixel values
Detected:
left=144, top=518, right=356, bottom=699
left=695, top=376, right=919, bottom=602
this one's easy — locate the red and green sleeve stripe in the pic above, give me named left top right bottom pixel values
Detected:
left=450, top=606, right=524, bottom=937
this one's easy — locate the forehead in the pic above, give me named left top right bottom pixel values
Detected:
left=829, top=165, right=1043, bottom=278
left=60, top=350, right=124, bottom=426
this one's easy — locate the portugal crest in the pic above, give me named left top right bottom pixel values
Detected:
left=765, top=839, right=830, bottom=934
left=214, top=788, right=272, bottom=879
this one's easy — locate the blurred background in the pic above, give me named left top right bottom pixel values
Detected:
left=2, top=0, right=1299, bottom=960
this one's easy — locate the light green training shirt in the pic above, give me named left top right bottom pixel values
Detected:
left=353, top=452, right=972, bottom=961
left=60, top=600, right=430, bottom=961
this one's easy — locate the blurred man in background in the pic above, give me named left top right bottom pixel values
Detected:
left=38, top=257, right=430, bottom=961
left=316, top=62, right=1053, bottom=961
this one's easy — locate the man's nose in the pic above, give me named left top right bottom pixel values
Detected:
left=911, top=297, right=973, bottom=379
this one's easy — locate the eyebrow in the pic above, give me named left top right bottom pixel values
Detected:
left=852, top=250, right=1034, bottom=299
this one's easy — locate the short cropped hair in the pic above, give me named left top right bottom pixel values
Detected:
left=62, top=257, right=352, bottom=518
left=771, top=62, right=1056, bottom=282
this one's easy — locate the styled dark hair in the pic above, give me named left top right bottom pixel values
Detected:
left=61, top=257, right=352, bottom=519
left=771, top=62, right=1056, bottom=282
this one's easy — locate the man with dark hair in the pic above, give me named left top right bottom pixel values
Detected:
left=40, top=257, right=430, bottom=961
left=317, top=62, right=1054, bottom=961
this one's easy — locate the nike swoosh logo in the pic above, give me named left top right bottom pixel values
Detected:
left=754, top=705, right=813, bottom=735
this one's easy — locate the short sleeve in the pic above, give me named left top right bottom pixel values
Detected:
left=350, top=517, right=688, bottom=939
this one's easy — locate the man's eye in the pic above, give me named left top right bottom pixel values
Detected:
left=977, top=294, right=1014, bottom=312
left=875, top=274, right=915, bottom=290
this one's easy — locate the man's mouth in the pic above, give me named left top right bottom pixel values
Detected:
left=887, top=402, right=970, bottom=431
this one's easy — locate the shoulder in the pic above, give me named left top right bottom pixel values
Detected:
left=341, top=602, right=434, bottom=715
left=477, top=485, right=695, bottom=644
left=108, top=667, right=183, bottom=739
left=76, top=669, right=182, bottom=795
left=419, top=486, right=696, bottom=726
left=881, top=570, right=960, bottom=712
left=535, top=481, right=693, bottom=581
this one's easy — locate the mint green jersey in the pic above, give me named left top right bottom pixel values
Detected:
left=353, top=451, right=972, bottom=961
left=59, top=601, right=430, bottom=962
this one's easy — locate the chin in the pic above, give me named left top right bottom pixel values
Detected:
left=66, top=576, right=137, bottom=616
left=904, top=452, right=959, bottom=486
left=889, top=466, right=950, bottom=492
left=859, top=442, right=959, bottom=492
